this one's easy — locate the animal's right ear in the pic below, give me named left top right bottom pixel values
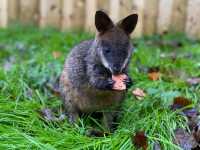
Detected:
left=95, top=10, right=114, bottom=33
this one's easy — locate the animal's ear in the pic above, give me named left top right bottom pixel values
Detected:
left=95, top=10, right=114, bottom=33
left=117, top=14, right=138, bottom=35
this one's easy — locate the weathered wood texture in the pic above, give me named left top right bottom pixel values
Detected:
left=157, top=0, right=173, bottom=34
left=0, top=0, right=8, bottom=27
left=8, top=0, right=19, bottom=22
left=19, top=0, right=39, bottom=24
left=85, top=0, right=97, bottom=32
left=132, top=0, right=144, bottom=37
left=39, top=0, right=61, bottom=28
left=62, top=0, right=85, bottom=30
left=1, top=0, right=200, bottom=39
left=170, top=0, right=187, bottom=32
left=143, top=0, right=158, bottom=35
left=186, top=0, right=200, bottom=39
left=109, top=0, right=120, bottom=22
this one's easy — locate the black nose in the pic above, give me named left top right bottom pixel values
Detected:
left=113, top=64, right=121, bottom=74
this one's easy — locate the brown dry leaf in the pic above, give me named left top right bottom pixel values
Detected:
left=171, top=96, right=198, bottom=118
left=148, top=67, right=160, bottom=81
left=148, top=72, right=160, bottom=81
left=52, top=51, right=62, bottom=59
left=132, top=88, right=146, bottom=100
left=132, top=131, right=148, bottom=150
left=172, top=97, right=192, bottom=109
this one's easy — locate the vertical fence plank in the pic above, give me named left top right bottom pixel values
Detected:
left=170, top=0, right=187, bottom=32
left=39, top=0, right=61, bottom=28
left=97, top=0, right=110, bottom=14
left=143, top=0, right=158, bottom=35
left=19, top=0, right=39, bottom=24
left=157, top=0, right=173, bottom=34
left=109, top=0, right=120, bottom=22
left=62, top=0, right=85, bottom=30
left=119, top=0, right=132, bottom=18
left=85, top=0, right=97, bottom=32
left=2, top=0, right=200, bottom=40
left=39, top=0, right=49, bottom=27
left=62, top=0, right=73, bottom=30
left=8, top=0, right=19, bottom=23
left=0, top=0, right=8, bottom=27
left=132, top=0, right=144, bottom=37
left=186, top=0, right=200, bottom=39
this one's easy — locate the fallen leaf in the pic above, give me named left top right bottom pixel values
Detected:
left=171, top=96, right=199, bottom=133
left=174, top=128, right=198, bottom=150
left=40, top=108, right=56, bottom=121
left=132, top=131, right=148, bottom=150
left=187, top=78, right=200, bottom=85
left=112, top=74, right=127, bottom=90
left=171, top=97, right=192, bottom=109
left=52, top=51, right=62, bottom=59
left=148, top=67, right=160, bottom=81
left=132, top=88, right=146, bottom=100
left=171, top=97, right=198, bottom=118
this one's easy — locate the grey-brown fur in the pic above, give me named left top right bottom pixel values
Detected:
left=59, top=11, right=138, bottom=130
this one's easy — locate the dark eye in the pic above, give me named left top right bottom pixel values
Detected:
left=104, top=49, right=110, bottom=53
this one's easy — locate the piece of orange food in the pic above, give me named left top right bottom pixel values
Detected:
left=112, top=74, right=127, bottom=90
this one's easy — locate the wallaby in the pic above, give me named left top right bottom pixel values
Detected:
left=59, top=10, right=138, bottom=131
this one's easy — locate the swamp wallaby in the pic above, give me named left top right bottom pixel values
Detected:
left=60, top=10, right=138, bottom=130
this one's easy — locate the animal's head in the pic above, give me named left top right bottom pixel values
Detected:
left=94, top=10, right=138, bottom=75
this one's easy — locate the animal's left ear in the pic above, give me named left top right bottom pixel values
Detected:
left=117, top=14, right=138, bottom=35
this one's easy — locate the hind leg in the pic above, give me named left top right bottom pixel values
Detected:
left=63, top=96, right=79, bottom=124
left=60, top=87, right=79, bottom=123
left=66, top=105, right=79, bottom=124
left=60, top=74, right=79, bottom=124
left=103, top=111, right=119, bottom=132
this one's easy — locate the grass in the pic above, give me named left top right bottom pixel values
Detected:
left=0, top=24, right=200, bottom=150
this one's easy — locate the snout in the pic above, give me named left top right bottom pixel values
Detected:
left=112, top=64, right=121, bottom=75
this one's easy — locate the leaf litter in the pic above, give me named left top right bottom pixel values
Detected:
left=170, top=96, right=200, bottom=149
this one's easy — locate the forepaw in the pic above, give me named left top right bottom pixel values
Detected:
left=123, top=76, right=133, bottom=89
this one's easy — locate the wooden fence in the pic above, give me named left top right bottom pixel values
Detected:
left=0, top=0, right=200, bottom=39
